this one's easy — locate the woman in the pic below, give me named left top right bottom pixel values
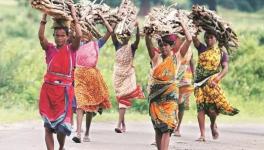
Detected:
left=38, top=5, right=82, bottom=150
left=174, top=46, right=194, bottom=137
left=193, top=31, right=239, bottom=141
left=145, top=19, right=192, bottom=150
left=111, top=22, right=145, bottom=133
left=72, top=14, right=113, bottom=143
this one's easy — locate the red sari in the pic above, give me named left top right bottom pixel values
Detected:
left=39, top=45, right=74, bottom=136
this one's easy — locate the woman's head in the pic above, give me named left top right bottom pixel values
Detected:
left=204, top=31, right=217, bottom=48
left=53, top=27, right=69, bottom=48
left=158, top=34, right=176, bottom=57
left=52, top=19, right=71, bottom=47
left=118, top=33, right=131, bottom=44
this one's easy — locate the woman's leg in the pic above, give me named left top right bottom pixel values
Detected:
left=120, top=108, right=126, bottom=131
left=155, top=129, right=162, bottom=150
left=208, top=110, right=219, bottom=139
left=76, top=108, right=84, bottom=136
left=197, top=110, right=206, bottom=140
left=85, top=112, right=93, bottom=137
left=45, top=127, right=54, bottom=150
left=73, top=108, right=84, bottom=143
left=184, top=95, right=190, bottom=110
left=175, top=95, right=185, bottom=136
left=160, top=132, right=170, bottom=150
left=57, top=132, right=66, bottom=150
left=116, top=108, right=126, bottom=133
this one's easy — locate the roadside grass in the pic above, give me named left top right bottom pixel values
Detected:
left=1, top=96, right=264, bottom=124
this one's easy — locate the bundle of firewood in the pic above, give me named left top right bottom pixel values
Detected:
left=190, top=5, right=239, bottom=53
left=74, top=0, right=121, bottom=39
left=31, top=0, right=122, bottom=39
left=143, top=5, right=197, bottom=38
left=114, top=0, right=138, bottom=38
left=31, top=0, right=74, bottom=20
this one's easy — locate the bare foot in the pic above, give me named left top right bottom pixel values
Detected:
left=195, top=136, right=206, bottom=142
left=151, top=141, right=156, bottom=146
left=72, top=133, right=81, bottom=143
left=114, top=128, right=122, bottom=133
left=211, top=124, right=219, bottom=140
left=83, top=135, right=91, bottom=142
left=173, top=130, right=181, bottom=137
left=121, top=123, right=126, bottom=132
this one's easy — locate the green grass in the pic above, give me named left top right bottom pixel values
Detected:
left=218, top=7, right=264, bottom=32
left=0, top=108, right=38, bottom=124
left=2, top=93, right=264, bottom=124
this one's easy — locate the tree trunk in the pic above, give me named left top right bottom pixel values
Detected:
left=139, top=0, right=151, bottom=16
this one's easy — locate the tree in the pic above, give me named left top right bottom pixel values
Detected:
left=139, top=0, right=151, bottom=16
left=138, top=0, right=173, bottom=16
left=208, top=0, right=217, bottom=11
left=191, top=0, right=217, bottom=11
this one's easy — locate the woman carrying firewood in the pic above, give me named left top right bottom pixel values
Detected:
left=172, top=38, right=195, bottom=137
left=38, top=4, right=82, bottom=150
left=111, top=21, right=145, bottom=133
left=72, top=13, right=113, bottom=143
left=149, top=36, right=194, bottom=145
left=193, top=31, right=239, bottom=142
left=145, top=18, right=192, bottom=150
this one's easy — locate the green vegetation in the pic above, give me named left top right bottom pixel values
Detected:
left=0, top=1, right=264, bottom=123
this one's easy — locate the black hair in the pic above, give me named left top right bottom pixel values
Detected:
left=53, top=27, right=69, bottom=36
left=204, top=30, right=217, bottom=38
left=161, top=35, right=175, bottom=46
left=157, top=39, right=164, bottom=47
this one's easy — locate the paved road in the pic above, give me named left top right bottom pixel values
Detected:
left=0, top=121, right=263, bottom=150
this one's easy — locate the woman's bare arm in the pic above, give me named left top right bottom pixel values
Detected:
left=179, top=19, right=192, bottom=57
left=100, top=14, right=113, bottom=42
left=145, top=34, right=155, bottom=59
left=38, top=14, right=49, bottom=50
left=133, top=22, right=140, bottom=48
left=70, top=5, right=82, bottom=51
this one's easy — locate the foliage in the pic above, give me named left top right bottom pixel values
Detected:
left=217, top=0, right=264, bottom=12
left=0, top=2, right=264, bottom=120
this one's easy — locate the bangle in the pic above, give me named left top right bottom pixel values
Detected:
left=40, top=20, right=47, bottom=24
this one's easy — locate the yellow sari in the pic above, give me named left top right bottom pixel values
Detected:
left=194, top=46, right=239, bottom=115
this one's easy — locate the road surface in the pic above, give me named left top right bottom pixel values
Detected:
left=0, top=121, right=263, bottom=150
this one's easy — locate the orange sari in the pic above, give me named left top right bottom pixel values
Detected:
left=149, top=55, right=178, bottom=133
left=74, top=41, right=111, bottom=112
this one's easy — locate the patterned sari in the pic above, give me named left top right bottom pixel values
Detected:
left=149, top=55, right=178, bottom=133
left=74, top=41, right=111, bottom=112
left=113, top=44, right=145, bottom=108
left=194, top=46, right=239, bottom=115
left=176, top=50, right=194, bottom=106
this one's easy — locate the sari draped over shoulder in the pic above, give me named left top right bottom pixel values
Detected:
left=149, top=55, right=178, bottom=133
left=39, top=45, right=74, bottom=136
left=113, top=44, right=145, bottom=108
left=194, top=46, right=239, bottom=116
